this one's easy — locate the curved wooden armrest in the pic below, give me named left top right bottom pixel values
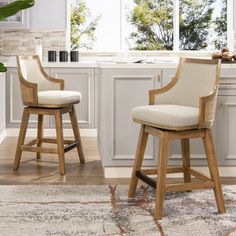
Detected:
left=198, top=90, right=218, bottom=128
left=149, top=76, right=178, bottom=105
left=20, top=79, right=38, bottom=105
left=46, top=76, right=64, bottom=90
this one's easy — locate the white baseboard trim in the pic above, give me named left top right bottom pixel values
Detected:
left=0, top=129, right=7, bottom=144
left=104, top=166, right=236, bottom=178
left=6, top=128, right=97, bottom=137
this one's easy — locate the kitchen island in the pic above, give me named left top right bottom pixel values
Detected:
left=97, top=62, right=236, bottom=178
left=0, top=73, right=6, bottom=144
left=3, top=59, right=236, bottom=177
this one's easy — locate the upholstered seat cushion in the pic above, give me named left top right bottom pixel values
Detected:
left=38, top=90, right=81, bottom=106
left=132, top=104, right=199, bottom=129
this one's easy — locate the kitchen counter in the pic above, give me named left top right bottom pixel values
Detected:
left=2, top=58, right=236, bottom=178
left=97, top=65, right=236, bottom=178
left=6, top=61, right=98, bottom=68
left=3, top=57, right=236, bottom=69
left=0, top=73, right=6, bottom=144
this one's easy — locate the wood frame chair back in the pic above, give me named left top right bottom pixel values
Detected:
left=149, top=57, right=221, bottom=129
left=16, top=55, right=64, bottom=106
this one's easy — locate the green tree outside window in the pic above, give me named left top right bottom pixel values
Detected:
left=129, top=0, right=227, bottom=51
left=70, top=0, right=100, bottom=50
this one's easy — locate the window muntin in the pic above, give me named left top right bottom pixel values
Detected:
left=69, top=0, right=230, bottom=51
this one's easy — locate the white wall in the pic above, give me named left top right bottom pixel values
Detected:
left=234, top=0, right=236, bottom=30
left=0, top=73, right=6, bottom=144
left=30, top=0, right=67, bottom=30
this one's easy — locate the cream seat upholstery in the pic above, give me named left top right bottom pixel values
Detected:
left=38, top=90, right=82, bottom=106
left=17, top=55, right=82, bottom=108
left=132, top=104, right=199, bottom=130
left=132, top=58, right=220, bottom=130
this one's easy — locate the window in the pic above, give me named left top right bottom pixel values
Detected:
left=69, top=0, right=233, bottom=51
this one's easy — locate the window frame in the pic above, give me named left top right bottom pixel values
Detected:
left=66, top=0, right=234, bottom=53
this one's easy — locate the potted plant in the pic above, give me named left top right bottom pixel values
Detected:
left=0, top=0, right=35, bottom=72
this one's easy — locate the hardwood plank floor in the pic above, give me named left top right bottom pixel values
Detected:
left=0, top=137, right=128, bottom=185
left=0, top=137, right=235, bottom=185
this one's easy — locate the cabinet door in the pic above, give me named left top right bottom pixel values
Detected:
left=6, top=68, right=49, bottom=128
left=49, top=68, right=95, bottom=129
left=217, top=96, right=236, bottom=165
left=0, top=73, right=6, bottom=134
left=99, top=68, right=161, bottom=167
left=0, top=1, right=29, bottom=29
left=29, top=0, right=66, bottom=30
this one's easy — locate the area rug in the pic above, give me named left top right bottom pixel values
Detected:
left=0, top=185, right=235, bottom=236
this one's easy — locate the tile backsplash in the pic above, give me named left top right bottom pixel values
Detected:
left=0, top=29, right=66, bottom=57
left=0, top=29, right=234, bottom=59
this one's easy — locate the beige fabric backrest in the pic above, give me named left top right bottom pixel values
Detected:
left=155, top=60, right=218, bottom=108
left=19, top=57, right=59, bottom=91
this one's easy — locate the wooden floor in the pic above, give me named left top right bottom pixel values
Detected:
left=0, top=137, right=129, bottom=185
left=0, top=137, right=235, bottom=185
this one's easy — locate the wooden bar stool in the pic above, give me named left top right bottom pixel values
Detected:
left=13, top=55, right=85, bottom=175
left=128, top=58, right=225, bottom=220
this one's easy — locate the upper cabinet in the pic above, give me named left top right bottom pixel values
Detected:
left=0, top=0, right=67, bottom=30
left=0, top=0, right=29, bottom=29
left=29, top=0, right=67, bottom=30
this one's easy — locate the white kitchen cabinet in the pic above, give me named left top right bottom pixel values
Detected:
left=216, top=69, right=236, bottom=165
left=6, top=68, right=49, bottom=128
left=0, top=0, right=29, bottom=29
left=6, top=67, right=95, bottom=129
left=217, top=96, right=236, bottom=165
left=49, top=68, right=95, bottom=129
left=29, top=0, right=67, bottom=30
left=98, top=66, right=236, bottom=169
left=0, top=73, right=6, bottom=138
left=98, top=68, right=162, bottom=166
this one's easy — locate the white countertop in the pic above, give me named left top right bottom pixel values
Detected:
left=97, top=61, right=179, bottom=69
left=6, top=61, right=98, bottom=68
left=3, top=57, right=236, bottom=69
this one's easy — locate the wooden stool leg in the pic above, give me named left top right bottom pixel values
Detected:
left=36, top=114, right=44, bottom=160
left=128, top=125, right=149, bottom=198
left=155, top=132, right=169, bottom=220
left=55, top=111, right=65, bottom=175
left=13, top=108, right=30, bottom=170
left=181, top=138, right=191, bottom=184
left=203, top=129, right=225, bottom=213
left=69, top=105, right=85, bottom=164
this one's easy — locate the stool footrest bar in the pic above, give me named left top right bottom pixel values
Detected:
left=136, top=169, right=215, bottom=192
left=21, top=146, right=58, bottom=154
left=165, top=181, right=215, bottom=192
left=64, top=141, right=79, bottom=153
left=136, top=170, right=156, bottom=189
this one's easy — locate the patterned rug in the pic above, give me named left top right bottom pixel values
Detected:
left=0, top=185, right=235, bottom=236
